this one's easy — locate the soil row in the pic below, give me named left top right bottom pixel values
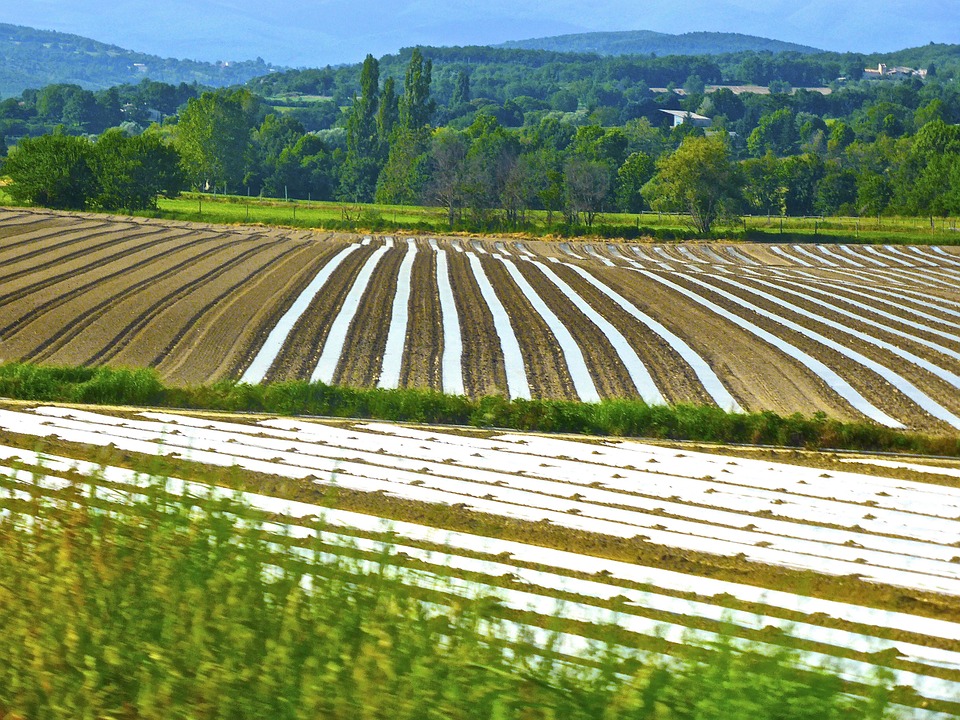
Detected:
left=657, top=271, right=956, bottom=431
left=400, top=246, right=443, bottom=391
left=161, top=236, right=346, bottom=385
left=264, top=244, right=380, bottom=383
left=333, top=245, right=406, bottom=387
left=31, top=237, right=272, bottom=368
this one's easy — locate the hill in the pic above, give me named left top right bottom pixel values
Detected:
left=2, top=0, right=959, bottom=68
left=499, top=30, right=821, bottom=56
left=0, top=23, right=280, bottom=98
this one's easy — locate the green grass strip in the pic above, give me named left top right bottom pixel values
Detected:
left=0, top=362, right=958, bottom=456
left=0, top=475, right=896, bottom=719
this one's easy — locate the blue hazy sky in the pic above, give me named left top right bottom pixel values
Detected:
left=2, top=0, right=957, bottom=66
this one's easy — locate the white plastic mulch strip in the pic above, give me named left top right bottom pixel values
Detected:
left=817, top=245, right=862, bottom=267
left=434, top=244, right=465, bottom=396
left=239, top=243, right=360, bottom=383
left=705, top=274, right=960, bottom=386
left=769, top=245, right=813, bottom=267
left=26, top=406, right=960, bottom=540
left=806, top=266, right=960, bottom=313
left=674, top=246, right=701, bottom=264
left=139, top=410, right=960, bottom=544
left=8, top=407, right=960, bottom=593
left=673, top=272, right=960, bottom=429
left=629, top=245, right=672, bottom=271
left=636, top=270, right=902, bottom=427
left=582, top=244, right=614, bottom=266
left=787, top=271, right=960, bottom=330
left=514, top=242, right=536, bottom=258
left=561, top=264, right=739, bottom=410
left=865, top=245, right=912, bottom=266
left=869, top=266, right=960, bottom=291
left=839, top=244, right=887, bottom=267
left=889, top=245, right=937, bottom=267
left=792, top=245, right=837, bottom=267
left=311, top=242, right=391, bottom=384
left=524, top=259, right=663, bottom=404
left=378, top=239, right=418, bottom=389
left=495, top=256, right=600, bottom=402
left=724, top=246, right=758, bottom=265
left=466, top=253, right=530, bottom=399
left=651, top=245, right=678, bottom=265
left=774, top=276, right=960, bottom=347
left=4, top=442, right=960, bottom=706
left=9, top=408, right=951, bottom=631
left=931, top=246, right=960, bottom=267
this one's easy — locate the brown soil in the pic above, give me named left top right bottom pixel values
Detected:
left=36, top=237, right=268, bottom=368
left=0, top=228, right=193, bottom=308
left=511, top=259, right=637, bottom=399
left=100, top=238, right=302, bottom=371
left=333, top=244, right=405, bottom=387
left=595, top=266, right=859, bottom=420
left=478, top=255, right=577, bottom=400
left=0, top=234, right=226, bottom=356
left=546, top=261, right=717, bottom=406
left=160, top=237, right=346, bottom=385
left=663, top=272, right=954, bottom=431
left=400, top=244, right=443, bottom=391
left=265, top=243, right=379, bottom=382
left=445, top=249, right=508, bottom=398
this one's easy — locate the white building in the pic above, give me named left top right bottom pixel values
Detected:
left=659, top=109, right=713, bottom=128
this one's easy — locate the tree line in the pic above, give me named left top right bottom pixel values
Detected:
left=2, top=46, right=960, bottom=231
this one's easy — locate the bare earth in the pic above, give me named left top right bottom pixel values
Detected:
left=2, top=207, right=959, bottom=431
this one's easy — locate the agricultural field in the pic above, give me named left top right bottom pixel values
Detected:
left=2, top=207, right=960, bottom=432
left=3, top=403, right=960, bottom=716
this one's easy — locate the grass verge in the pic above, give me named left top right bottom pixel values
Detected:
left=0, top=473, right=896, bottom=719
left=0, top=362, right=958, bottom=456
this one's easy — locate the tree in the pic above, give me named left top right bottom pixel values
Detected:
left=741, top=152, right=785, bottom=216
left=778, top=154, right=825, bottom=216
left=375, top=126, right=427, bottom=205
left=564, top=157, right=610, bottom=228
left=427, top=128, right=470, bottom=228
left=642, top=135, right=742, bottom=234
left=340, top=54, right=383, bottom=202
left=451, top=70, right=471, bottom=107
left=377, top=77, right=399, bottom=143
left=2, top=132, right=97, bottom=209
left=90, top=129, right=184, bottom=210
left=174, top=90, right=253, bottom=192
left=747, top=108, right=799, bottom=157
left=615, top=151, right=654, bottom=213
left=399, top=48, right=435, bottom=132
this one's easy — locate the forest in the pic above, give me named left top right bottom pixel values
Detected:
left=2, top=41, right=960, bottom=231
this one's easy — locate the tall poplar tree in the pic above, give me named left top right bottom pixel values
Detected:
left=340, top=54, right=383, bottom=202
left=399, top=48, right=435, bottom=132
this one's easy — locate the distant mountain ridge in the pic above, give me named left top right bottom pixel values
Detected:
left=500, top=30, right=822, bottom=56
left=0, top=23, right=280, bottom=98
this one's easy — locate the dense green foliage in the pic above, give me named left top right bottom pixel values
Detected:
left=0, top=23, right=275, bottom=98
left=3, top=40, right=960, bottom=231
left=2, top=128, right=184, bottom=210
left=0, top=362, right=958, bottom=457
left=0, top=476, right=894, bottom=719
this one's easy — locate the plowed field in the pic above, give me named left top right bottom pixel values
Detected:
left=3, top=207, right=960, bottom=431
